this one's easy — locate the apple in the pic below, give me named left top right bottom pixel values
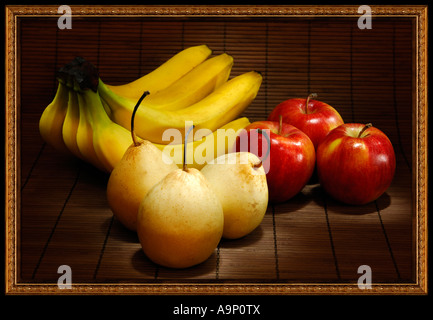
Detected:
left=316, top=123, right=396, bottom=205
left=267, top=93, right=344, bottom=150
left=235, top=118, right=315, bottom=203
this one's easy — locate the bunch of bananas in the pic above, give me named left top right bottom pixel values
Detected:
left=39, top=45, right=262, bottom=173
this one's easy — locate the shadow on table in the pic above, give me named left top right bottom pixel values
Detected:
left=270, top=185, right=317, bottom=214
left=100, top=216, right=140, bottom=244
left=310, top=185, right=392, bottom=215
left=219, top=224, right=264, bottom=249
left=129, top=225, right=266, bottom=279
left=131, top=248, right=219, bottom=280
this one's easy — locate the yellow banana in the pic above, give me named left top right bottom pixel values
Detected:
left=75, top=87, right=107, bottom=172
left=62, top=87, right=84, bottom=159
left=106, top=44, right=212, bottom=100
left=155, top=117, right=250, bottom=170
left=39, top=81, right=71, bottom=154
left=142, top=53, right=233, bottom=111
left=99, top=71, right=262, bottom=144
left=79, top=86, right=135, bottom=173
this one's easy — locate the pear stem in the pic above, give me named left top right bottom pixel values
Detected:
left=131, top=90, right=150, bottom=146
left=253, top=161, right=263, bottom=169
left=358, top=123, right=372, bottom=138
left=183, top=125, right=195, bottom=171
left=305, top=93, right=318, bottom=115
left=278, top=115, right=283, bottom=135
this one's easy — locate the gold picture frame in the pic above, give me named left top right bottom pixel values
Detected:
left=5, top=5, right=428, bottom=295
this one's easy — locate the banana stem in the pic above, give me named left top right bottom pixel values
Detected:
left=131, top=90, right=150, bottom=146
left=305, top=93, right=318, bottom=115
left=183, top=125, right=195, bottom=171
left=57, top=56, right=100, bottom=92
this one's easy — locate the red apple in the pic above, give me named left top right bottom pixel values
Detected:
left=267, top=93, right=344, bottom=150
left=234, top=119, right=316, bottom=203
left=316, top=123, right=396, bottom=205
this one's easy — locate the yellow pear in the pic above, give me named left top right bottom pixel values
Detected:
left=137, top=126, right=224, bottom=268
left=201, top=152, right=268, bottom=239
left=106, top=91, right=177, bottom=231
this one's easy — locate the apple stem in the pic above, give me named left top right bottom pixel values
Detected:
left=305, top=93, right=318, bottom=115
left=278, top=115, right=283, bottom=135
left=183, top=125, right=195, bottom=171
left=131, top=90, right=150, bottom=146
left=358, top=123, right=373, bottom=138
left=256, top=128, right=271, bottom=166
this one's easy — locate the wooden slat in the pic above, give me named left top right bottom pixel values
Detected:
left=274, top=185, right=338, bottom=282
left=326, top=196, right=400, bottom=282
left=94, top=218, right=158, bottom=282
left=28, top=164, right=110, bottom=282
left=19, top=148, right=81, bottom=281
left=375, top=161, right=413, bottom=281
left=217, top=209, right=277, bottom=280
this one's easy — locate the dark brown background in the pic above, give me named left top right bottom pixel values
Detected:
left=19, top=16, right=414, bottom=284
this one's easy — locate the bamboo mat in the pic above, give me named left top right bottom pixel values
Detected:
left=18, top=16, right=414, bottom=284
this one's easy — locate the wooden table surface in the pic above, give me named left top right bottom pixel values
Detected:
left=15, top=15, right=416, bottom=291
left=19, top=136, right=413, bottom=285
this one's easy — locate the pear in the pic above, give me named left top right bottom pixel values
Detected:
left=136, top=126, right=224, bottom=268
left=201, top=152, right=268, bottom=239
left=106, top=91, right=177, bottom=231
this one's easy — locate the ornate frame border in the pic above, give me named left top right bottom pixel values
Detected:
left=5, top=5, right=428, bottom=295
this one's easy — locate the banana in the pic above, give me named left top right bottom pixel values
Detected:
left=106, top=45, right=212, bottom=100
left=99, top=71, right=262, bottom=144
left=155, top=117, right=250, bottom=170
left=62, top=87, right=84, bottom=159
left=142, top=53, right=233, bottom=111
left=75, top=87, right=107, bottom=172
left=39, top=81, right=71, bottom=154
left=79, top=86, right=135, bottom=173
